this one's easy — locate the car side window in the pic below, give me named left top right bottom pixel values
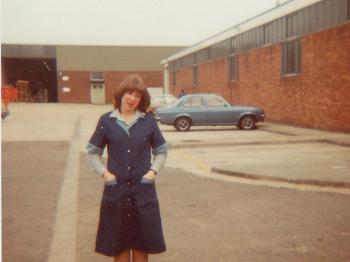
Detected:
left=207, top=96, right=226, bottom=107
left=151, top=97, right=163, bottom=106
left=165, top=96, right=175, bottom=104
left=184, top=97, right=204, bottom=107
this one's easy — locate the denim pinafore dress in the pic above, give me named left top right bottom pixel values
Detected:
left=88, top=111, right=167, bottom=257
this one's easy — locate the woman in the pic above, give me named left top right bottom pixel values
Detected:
left=87, top=74, right=168, bottom=262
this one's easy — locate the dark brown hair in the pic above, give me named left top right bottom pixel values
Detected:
left=113, top=74, right=150, bottom=113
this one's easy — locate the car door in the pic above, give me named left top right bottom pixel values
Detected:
left=182, top=96, right=207, bottom=125
left=206, top=95, right=234, bottom=124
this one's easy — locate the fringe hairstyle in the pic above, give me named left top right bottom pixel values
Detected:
left=113, top=74, right=150, bottom=113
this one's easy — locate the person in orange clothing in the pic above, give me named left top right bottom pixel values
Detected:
left=2, top=83, right=17, bottom=119
left=11, top=84, right=18, bottom=102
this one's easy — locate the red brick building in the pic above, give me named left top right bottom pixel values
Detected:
left=1, top=45, right=184, bottom=104
left=162, top=0, right=350, bottom=132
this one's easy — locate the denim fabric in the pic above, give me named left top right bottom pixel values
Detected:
left=89, top=111, right=167, bottom=256
left=89, top=111, right=166, bottom=181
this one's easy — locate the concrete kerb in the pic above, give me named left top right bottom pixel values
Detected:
left=168, top=135, right=350, bottom=189
left=168, top=138, right=350, bottom=150
left=211, top=167, right=350, bottom=189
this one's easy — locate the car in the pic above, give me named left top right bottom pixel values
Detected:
left=155, top=93, right=265, bottom=131
left=149, top=94, right=178, bottom=113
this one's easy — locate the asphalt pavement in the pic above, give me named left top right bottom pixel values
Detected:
left=162, top=121, right=350, bottom=189
left=2, top=102, right=350, bottom=262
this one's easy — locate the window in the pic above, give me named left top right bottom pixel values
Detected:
left=281, top=38, right=302, bottom=76
left=228, top=55, right=238, bottom=81
left=165, top=95, right=177, bottom=104
left=184, top=97, right=204, bottom=107
left=92, top=83, right=104, bottom=89
left=172, top=72, right=176, bottom=86
left=207, top=96, right=228, bottom=107
left=193, top=66, right=198, bottom=85
left=90, top=72, right=104, bottom=81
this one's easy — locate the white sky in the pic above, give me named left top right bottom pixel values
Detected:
left=1, top=0, right=281, bottom=46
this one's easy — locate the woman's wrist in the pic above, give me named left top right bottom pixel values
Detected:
left=103, top=171, right=116, bottom=181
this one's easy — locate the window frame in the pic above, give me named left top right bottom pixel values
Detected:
left=281, top=37, right=302, bottom=77
left=90, top=72, right=104, bottom=82
left=206, top=95, right=230, bottom=108
left=192, top=65, right=198, bottom=85
left=183, top=96, right=205, bottom=108
left=228, top=54, right=238, bottom=82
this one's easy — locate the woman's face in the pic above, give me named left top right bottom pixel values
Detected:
left=121, top=90, right=142, bottom=113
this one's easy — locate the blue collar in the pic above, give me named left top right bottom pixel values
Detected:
left=109, top=110, right=146, bottom=137
left=109, top=109, right=146, bottom=121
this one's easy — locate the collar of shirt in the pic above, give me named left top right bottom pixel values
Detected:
left=109, top=109, right=146, bottom=136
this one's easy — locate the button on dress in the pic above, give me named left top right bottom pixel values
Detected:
left=88, top=111, right=167, bottom=257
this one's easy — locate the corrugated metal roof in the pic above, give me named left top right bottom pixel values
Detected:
left=161, top=0, right=322, bottom=64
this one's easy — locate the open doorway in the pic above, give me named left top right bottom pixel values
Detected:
left=1, top=58, right=58, bottom=102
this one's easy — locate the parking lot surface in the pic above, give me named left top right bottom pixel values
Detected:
left=2, top=103, right=350, bottom=262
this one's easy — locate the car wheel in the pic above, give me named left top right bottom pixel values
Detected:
left=175, top=117, right=191, bottom=132
left=238, top=115, right=256, bottom=130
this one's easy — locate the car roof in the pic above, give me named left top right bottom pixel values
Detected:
left=182, top=93, right=221, bottom=97
left=151, top=94, right=176, bottom=97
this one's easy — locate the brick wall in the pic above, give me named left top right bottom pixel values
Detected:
left=169, top=22, right=350, bottom=132
left=58, top=71, right=90, bottom=103
left=58, top=71, right=162, bottom=104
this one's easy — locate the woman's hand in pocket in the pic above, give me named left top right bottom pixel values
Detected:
left=142, top=170, right=156, bottom=181
left=103, top=171, right=116, bottom=183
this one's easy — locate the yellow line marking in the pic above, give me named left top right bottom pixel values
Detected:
left=172, top=150, right=211, bottom=172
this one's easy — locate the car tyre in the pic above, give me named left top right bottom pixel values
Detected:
left=175, top=117, right=191, bottom=132
left=238, top=115, right=256, bottom=130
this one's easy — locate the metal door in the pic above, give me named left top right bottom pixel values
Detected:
left=90, top=83, right=105, bottom=104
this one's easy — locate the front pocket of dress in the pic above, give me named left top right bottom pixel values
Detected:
left=101, top=184, right=120, bottom=206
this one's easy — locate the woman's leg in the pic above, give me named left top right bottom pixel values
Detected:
left=132, top=249, right=148, bottom=262
left=114, top=250, right=131, bottom=262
